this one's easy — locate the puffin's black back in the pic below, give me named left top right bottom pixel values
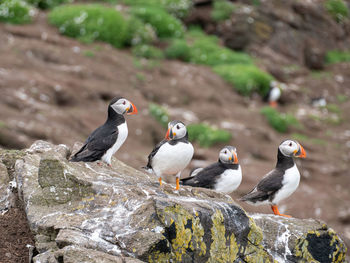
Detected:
left=181, top=161, right=239, bottom=188
left=70, top=97, right=125, bottom=163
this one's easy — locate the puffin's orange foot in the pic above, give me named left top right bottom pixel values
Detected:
left=175, top=177, right=180, bottom=191
left=269, top=101, right=278, bottom=108
left=158, top=177, right=162, bottom=186
left=271, top=205, right=292, bottom=218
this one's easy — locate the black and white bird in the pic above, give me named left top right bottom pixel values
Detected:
left=240, top=139, right=306, bottom=217
left=70, top=96, right=138, bottom=166
left=264, top=81, right=286, bottom=108
left=144, top=120, right=194, bottom=190
left=180, top=146, right=242, bottom=194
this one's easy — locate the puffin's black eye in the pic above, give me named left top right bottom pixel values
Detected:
left=123, top=101, right=126, bottom=105
left=289, top=142, right=292, bottom=147
left=224, top=151, right=227, bottom=154
left=176, top=125, right=180, bottom=129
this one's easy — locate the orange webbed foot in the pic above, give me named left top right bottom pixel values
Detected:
left=271, top=205, right=292, bottom=218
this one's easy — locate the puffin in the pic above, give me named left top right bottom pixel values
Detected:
left=240, top=139, right=306, bottom=217
left=145, top=120, right=194, bottom=190
left=180, top=146, right=242, bottom=194
left=264, top=81, right=286, bottom=108
left=70, top=96, right=137, bottom=166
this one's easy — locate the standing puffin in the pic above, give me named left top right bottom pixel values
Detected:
left=264, top=81, right=286, bottom=108
left=181, top=146, right=242, bottom=194
left=70, top=96, right=138, bottom=166
left=240, top=139, right=306, bottom=217
left=145, top=120, right=194, bottom=190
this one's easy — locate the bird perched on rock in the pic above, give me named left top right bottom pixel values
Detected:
left=70, top=96, right=137, bottom=166
left=144, top=120, right=194, bottom=190
left=240, top=140, right=306, bottom=217
left=180, top=146, right=242, bottom=194
left=264, top=81, right=286, bottom=108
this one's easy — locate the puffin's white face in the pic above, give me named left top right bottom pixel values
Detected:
left=279, top=140, right=306, bottom=158
left=111, top=98, right=138, bottom=115
left=219, top=146, right=238, bottom=164
left=165, top=121, right=187, bottom=140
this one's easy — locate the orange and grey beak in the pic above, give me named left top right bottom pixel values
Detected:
left=126, top=102, right=138, bottom=115
left=165, top=127, right=173, bottom=140
left=232, top=151, right=238, bottom=164
left=294, top=144, right=306, bottom=158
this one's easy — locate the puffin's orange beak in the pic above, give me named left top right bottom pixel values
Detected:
left=233, top=152, right=238, bottom=164
left=127, top=102, right=138, bottom=115
left=295, top=144, right=306, bottom=158
left=165, top=128, right=171, bottom=140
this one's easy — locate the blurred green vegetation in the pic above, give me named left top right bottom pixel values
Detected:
left=325, top=50, right=350, bottom=64
left=26, top=0, right=70, bottom=9
left=132, top=44, right=164, bottom=59
left=324, top=0, right=349, bottom=22
left=130, top=6, right=185, bottom=38
left=211, top=0, right=235, bottom=21
left=149, top=103, right=169, bottom=128
left=124, top=16, right=156, bottom=46
left=83, top=50, right=95, bottom=57
left=260, top=107, right=300, bottom=133
left=49, top=4, right=128, bottom=47
left=291, top=133, right=327, bottom=146
left=0, top=0, right=34, bottom=24
left=213, top=64, right=273, bottom=96
left=187, top=123, right=231, bottom=147
left=336, top=94, right=348, bottom=103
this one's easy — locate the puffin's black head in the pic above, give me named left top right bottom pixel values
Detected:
left=279, top=139, right=306, bottom=158
left=109, top=96, right=138, bottom=115
left=219, top=146, right=238, bottom=164
left=165, top=120, right=187, bottom=140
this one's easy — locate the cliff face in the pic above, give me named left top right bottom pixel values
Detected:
left=0, top=140, right=347, bottom=262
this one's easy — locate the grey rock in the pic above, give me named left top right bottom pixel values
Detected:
left=3, top=140, right=346, bottom=262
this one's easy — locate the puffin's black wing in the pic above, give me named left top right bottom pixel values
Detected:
left=240, top=169, right=284, bottom=203
left=70, top=124, right=119, bottom=162
left=181, top=162, right=226, bottom=189
left=144, top=139, right=168, bottom=169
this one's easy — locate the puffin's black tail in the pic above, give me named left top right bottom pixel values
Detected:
left=142, top=165, right=153, bottom=174
left=239, top=191, right=268, bottom=203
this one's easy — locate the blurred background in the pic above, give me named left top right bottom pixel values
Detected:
left=0, top=0, right=350, bottom=255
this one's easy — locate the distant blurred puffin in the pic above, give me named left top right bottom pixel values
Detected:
left=145, top=120, right=194, bottom=190
left=70, top=96, right=138, bottom=166
left=240, top=139, right=306, bottom=217
left=264, top=81, right=286, bottom=108
left=181, top=146, right=242, bottom=194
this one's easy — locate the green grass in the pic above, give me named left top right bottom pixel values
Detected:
left=130, top=6, right=185, bottom=38
left=165, top=29, right=252, bottom=66
left=260, top=107, right=300, bottom=133
left=325, top=0, right=349, bottom=22
left=324, top=103, right=341, bottom=114
left=325, top=50, right=350, bottom=64
left=165, top=39, right=191, bottom=62
left=83, top=50, right=95, bottom=57
left=187, top=123, right=231, bottom=147
left=26, top=0, right=70, bottom=9
left=49, top=4, right=128, bottom=48
left=132, top=44, right=164, bottom=59
left=336, top=94, right=348, bottom=103
left=0, top=0, right=34, bottom=24
left=124, top=16, right=156, bottom=46
left=211, top=0, right=235, bottom=21
left=122, top=0, right=192, bottom=18
left=149, top=103, right=169, bottom=128
left=213, top=64, right=274, bottom=96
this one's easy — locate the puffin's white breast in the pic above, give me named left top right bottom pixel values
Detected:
left=214, top=166, right=242, bottom=194
left=269, top=87, right=281, bottom=102
left=102, top=122, right=128, bottom=165
left=272, top=164, right=300, bottom=204
left=152, top=142, right=194, bottom=176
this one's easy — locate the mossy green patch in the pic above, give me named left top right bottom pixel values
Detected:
left=0, top=0, right=35, bottom=24
left=38, top=159, right=94, bottom=204
left=260, top=107, right=300, bottom=133
left=211, top=0, right=235, bottom=21
left=324, top=0, right=349, bottom=22
left=187, top=123, right=231, bottom=148
left=0, top=149, right=25, bottom=180
left=149, top=103, right=169, bottom=128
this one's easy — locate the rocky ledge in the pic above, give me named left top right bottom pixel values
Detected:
left=0, top=141, right=347, bottom=262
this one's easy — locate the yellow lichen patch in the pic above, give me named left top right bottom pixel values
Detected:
left=294, top=229, right=347, bottom=263
left=153, top=204, right=206, bottom=262
left=149, top=248, right=172, bottom=263
left=243, top=218, right=272, bottom=263
left=207, top=210, right=238, bottom=263
left=254, top=21, right=273, bottom=40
